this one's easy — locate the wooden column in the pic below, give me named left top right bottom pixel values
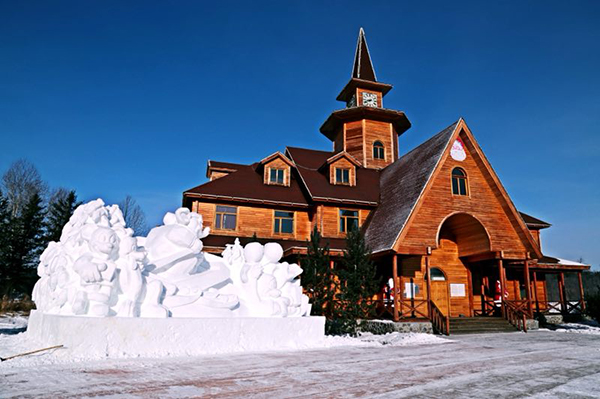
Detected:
left=532, top=271, right=540, bottom=315
left=578, top=271, right=586, bottom=311
left=558, top=272, right=566, bottom=314
left=425, top=255, right=432, bottom=319
left=498, top=259, right=506, bottom=317
left=392, top=254, right=399, bottom=322
left=524, top=261, right=532, bottom=318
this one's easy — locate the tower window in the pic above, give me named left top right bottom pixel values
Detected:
left=451, top=167, right=468, bottom=196
left=373, top=141, right=384, bottom=160
left=215, top=205, right=237, bottom=230
left=269, top=168, right=285, bottom=185
left=274, top=211, right=294, bottom=234
left=335, top=168, right=350, bottom=184
left=339, top=209, right=359, bottom=233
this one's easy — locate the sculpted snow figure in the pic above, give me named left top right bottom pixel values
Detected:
left=32, top=199, right=312, bottom=318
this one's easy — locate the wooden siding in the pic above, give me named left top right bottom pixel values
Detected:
left=364, top=120, right=394, bottom=169
left=329, top=158, right=356, bottom=186
left=397, top=129, right=531, bottom=259
left=318, top=206, right=370, bottom=238
left=529, top=229, right=541, bottom=251
left=344, top=121, right=364, bottom=165
left=263, top=158, right=291, bottom=187
left=193, top=201, right=310, bottom=241
left=209, top=171, right=229, bottom=181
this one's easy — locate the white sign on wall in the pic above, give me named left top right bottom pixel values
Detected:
left=450, top=283, right=466, bottom=297
left=450, top=138, right=467, bottom=161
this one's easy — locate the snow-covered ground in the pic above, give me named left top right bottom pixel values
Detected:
left=2, top=316, right=600, bottom=398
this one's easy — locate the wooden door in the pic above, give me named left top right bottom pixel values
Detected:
left=431, top=280, right=449, bottom=316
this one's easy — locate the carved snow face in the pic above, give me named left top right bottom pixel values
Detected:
left=90, top=227, right=119, bottom=257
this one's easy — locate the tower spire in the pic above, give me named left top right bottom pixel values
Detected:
left=351, top=28, right=377, bottom=82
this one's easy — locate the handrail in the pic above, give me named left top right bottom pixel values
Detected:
left=473, top=299, right=496, bottom=317
left=430, top=300, right=450, bottom=335
left=504, top=300, right=528, bottom=332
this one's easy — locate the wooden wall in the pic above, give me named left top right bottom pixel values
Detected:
left=398, top=130, right=531, bottom=259
left=193, top=201, right=310, bottom=241
left=312, top=205, right=371, bottom=238
left=209, top=171, right=229, bottom=181
left=345, top=121, right=364, bottom=165
left=364, top=120, right=395, bottom=169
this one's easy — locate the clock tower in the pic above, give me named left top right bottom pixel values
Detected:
left=320, top=28, right=411, bottom=169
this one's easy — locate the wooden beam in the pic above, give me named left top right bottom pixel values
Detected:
left=524, top=260, right=533, bottom=318
left=533, top=271, right=540, bottom=315
left=558, top=272, right=566, bottom=315
left=392, top=254, right=399, bottom=322
left=578, top=271, right=586, bottom=311
left=425, top=255, right=432, bottom=319
left=499, top=259, right=506, bottom=317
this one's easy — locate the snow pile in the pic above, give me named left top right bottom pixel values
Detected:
left=552, top=321, right=600, bottom=335
left=0, top=314, right=28, bottom=334
left=319, top=332, right=450, bottom=349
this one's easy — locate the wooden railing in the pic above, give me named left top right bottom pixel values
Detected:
left=533, top=300, right=585, bottom=315
left=430, top=300, right=450, bottom=335
left=473, top=298, right=497, bottom=317
left=397, top=299, right=429, bottom=319
left=504, top=300, right=528, bottom=332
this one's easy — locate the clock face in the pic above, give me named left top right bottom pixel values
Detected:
left=362, top=92, right=378, bottom=107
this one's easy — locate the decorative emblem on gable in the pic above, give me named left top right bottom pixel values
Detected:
left=450, top=138, right=466, bottom=161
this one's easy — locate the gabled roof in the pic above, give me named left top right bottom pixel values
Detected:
left=519, top=211, right=551, bottom=230
left=364, top=121, right=460, bottom=253
left=185, top=163, right=310, bottom=208
left=259, top=151, right=295, bottom=167
left=352, top=27, right=377, bottom=82
left=325, top=151, right=361, bottom=167
left=286, top=147, right=380, bottom=205
left=206, top=160, right=244, bottom=178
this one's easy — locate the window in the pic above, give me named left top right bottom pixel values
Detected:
left=451, top=167, right=468, bottom=196
left=215, top=205, right=237, bottom=230
left=335, top=168, right=350, bottom=185
left=269, top=168, right=285, bottom=185
left=427, top=267, right=446, bottom=281
left=339, top=209, right=359, bottom=233
left=373, top=141, right=385, bottom=159
left=274, top=211, right=294, bottom=234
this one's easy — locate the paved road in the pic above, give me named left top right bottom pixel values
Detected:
left=2, top=331, right=600, bottom=398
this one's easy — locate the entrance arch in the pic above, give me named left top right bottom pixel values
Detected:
left=429, top=213, right=492, bottom=317
left=436, top=213, right=491, bottom=257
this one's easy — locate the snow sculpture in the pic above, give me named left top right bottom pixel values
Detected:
left=32, top=199, right=311, bottom=319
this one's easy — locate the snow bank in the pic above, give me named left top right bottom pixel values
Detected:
left=551, top=321, right=600, bottom=335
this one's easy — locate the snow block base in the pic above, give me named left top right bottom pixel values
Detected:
left=27, top=310, right=325, bottom=358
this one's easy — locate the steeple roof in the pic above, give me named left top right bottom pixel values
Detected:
left=351, top=28, right=377, bottom=82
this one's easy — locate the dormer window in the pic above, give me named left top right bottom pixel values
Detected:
left=269, top=168, right=285, bottom=185
left=335, top=168, right=350, bottom=185
left=373, top=141, right=384, bottom=159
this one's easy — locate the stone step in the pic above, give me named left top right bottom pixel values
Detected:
left=448, top=317, right=518, bottom=334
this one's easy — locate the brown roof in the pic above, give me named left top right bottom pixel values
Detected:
left=286, top=147, right=381, bottom=205
left=185, top=163, right=310, bottom=207
left=364, top=121, right=460, bottom=253
left=320, top=106, right=411, bottom=140
left=519, top=211, right=551, bottom=230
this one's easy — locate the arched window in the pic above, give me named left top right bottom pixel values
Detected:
left=452, top=167, right=468, bottom=196
left=373, top=141, right=384, bottom=159
left=426, top=267, right=446, bottom=281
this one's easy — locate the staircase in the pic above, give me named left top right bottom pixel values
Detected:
left=449, top=317, right=518, bottom=334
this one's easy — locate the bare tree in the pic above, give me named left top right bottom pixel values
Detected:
left=119, top=195, right=148, bottom=236
left=1, top=159, right=48, bottom=217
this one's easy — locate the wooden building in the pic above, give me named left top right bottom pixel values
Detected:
left=183, top=29, right=590, bottom=333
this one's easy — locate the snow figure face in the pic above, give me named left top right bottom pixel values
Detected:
left=263, top=243, right=283, bottom=264
left=244, top=242, right=264, bottom=264
left=119, top=236, right=138, bottom=257
left=90, top=227, right=119, bottom=257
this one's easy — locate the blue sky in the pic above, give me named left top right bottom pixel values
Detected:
left=1, top=1, right=599, bottom=268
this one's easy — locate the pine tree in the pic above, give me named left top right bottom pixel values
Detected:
left=2, top=192, right=46, bottom=296
left=337, top=226, right=380, bottom=335
left=301, top=226, right=336, bottom=318
left=0, top=190, right=13, bottom=296
left=46, top=190, right=79, bottom=243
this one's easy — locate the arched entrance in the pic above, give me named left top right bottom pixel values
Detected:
left=430, top=213, right=492, bottom=317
